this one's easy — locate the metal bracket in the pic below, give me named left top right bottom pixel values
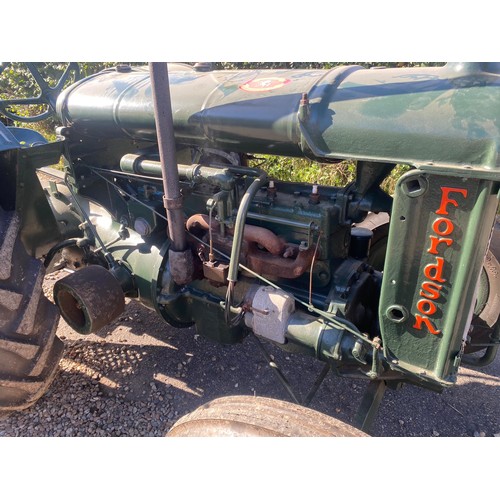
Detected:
left=163, top=195, right=183, bottom=210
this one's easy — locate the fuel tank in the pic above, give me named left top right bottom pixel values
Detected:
left=56, top=62, right=500, bottom=170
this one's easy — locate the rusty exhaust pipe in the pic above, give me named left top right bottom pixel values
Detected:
left=149, top=62, right=193, bottom=284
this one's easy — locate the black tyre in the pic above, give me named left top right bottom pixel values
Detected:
left=466, top=248, right=500, bottom=354
left=0, top=207, right=64, bottom=411
left=168, top=396, right=368, bottom=437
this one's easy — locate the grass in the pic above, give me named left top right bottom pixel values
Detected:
left=252, top=155, right=409, bottom=195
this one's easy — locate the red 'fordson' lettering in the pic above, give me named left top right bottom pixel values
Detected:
left=413, top=186, right=468, bottom=335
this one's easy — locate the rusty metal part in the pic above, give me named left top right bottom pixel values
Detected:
left=186, top=213, right=218, bottom=233
left=186, top=214, right=285, bottom=256
left=202, top=260, right=229, bottom=284
left=243, top=225, right=286, bottom=256
left=53, top=265, right=125, bottom=334
left=168, top=248, right=195, bottom=286
left=149, top=63, right=194, bottom=286
left=186, top=213, right=315, bottom=279
left=148, top=63, right=187, bottom=253
left=61, top=246, right=87, bottom=269
left=247, top=245, right=316, bottom=279
left=309, top=193, right=320, bottom=205
left=267, top=181, right=277, bottom=199
left=309, top=233, right=322, bottom=305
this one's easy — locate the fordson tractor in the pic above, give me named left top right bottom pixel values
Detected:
left=0, top=62, right=499, bottom=436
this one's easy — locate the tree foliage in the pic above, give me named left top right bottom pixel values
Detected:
left=0, top=62, right=124, bottom=133
left=215, top=62, right=444, bottom=70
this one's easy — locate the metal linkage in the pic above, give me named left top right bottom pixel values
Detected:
left=354, top=380, right=387, bottom=434
left=251, top=334, right=332, bottom=408
left=303, top=363, right=331, bottom=407
left=461, top=320, right=500, bottom=367
left=62, top=173, right=115, bottom=268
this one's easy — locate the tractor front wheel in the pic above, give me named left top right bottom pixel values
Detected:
left=168, top=395, right=368, bottom=437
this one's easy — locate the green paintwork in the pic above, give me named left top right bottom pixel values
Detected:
left=285, top=310, right=358, bottom=364
left=0, top=121, right=63, bottom=257
left=52, top=62, right=500, bottom=387
left=57, top=63, right=500, bottom=172
left=6, top=62, right=500, bottom=394
left=17, top=146, right=63, bottom=257
left=379, top=170, right=499, bottom=386
left=48, top=188, right=243, bottom=342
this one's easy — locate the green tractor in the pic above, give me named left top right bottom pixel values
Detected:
left=1, top=62, right=499, bottom=436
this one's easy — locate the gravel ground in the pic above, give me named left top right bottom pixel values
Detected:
left=0, top=269, right=499, bottom=438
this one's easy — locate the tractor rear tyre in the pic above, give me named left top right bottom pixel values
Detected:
left=168, top=395, right=368, bottom=437
left=0, top=208, right=64, bottom=411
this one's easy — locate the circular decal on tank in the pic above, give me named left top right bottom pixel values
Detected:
left=239, top=77, right=291, bottom=92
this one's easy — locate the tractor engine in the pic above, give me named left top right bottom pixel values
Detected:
left=45, top=141, right=383, bottom=373
left=35, top=62, right=500, bottom=400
